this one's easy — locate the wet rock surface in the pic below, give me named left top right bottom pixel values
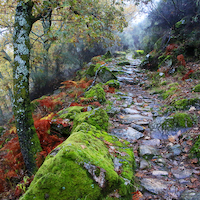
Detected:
left=106, top=55, right=200, bottom=199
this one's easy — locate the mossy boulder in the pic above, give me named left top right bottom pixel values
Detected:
left=97, top=66, right=117, bottom=83
left=117, top=61, right=130, bottom=66
left=86, top=64, right=96, bottom=76
left=162, top=113, right=193, bottom=130
left=73, top=107, right=109, bottom=131
left=20, top=123, right=136, bottom=200
left=173, top=98, right=200, bottom=110
left=84, top=83, right=106, bottom=103
left=102, top=51, right=112, bottom=59
left=105, top=80, right=120, bottom=89
left=193, top=84, right=200, bottom=92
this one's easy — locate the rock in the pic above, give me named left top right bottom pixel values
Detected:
left=111, top=127, right=144, bottom=141
left=105, top=79, right=120, bottom=89
left=169, top=144, right=182, bottom=156
left=152, top=170, right=168, bottom=176
left=20, top=123, right=136, bottom=200
left=123, top=108, right=140, bottom=114
left=131, top=124, right=145, bottom=132
left=139, top=145, right=159, bottom=158
left=117, top=61, right=131, bottom=66
left=180, top=190, right=200, bottom=200
left=117, top=77, right=138, bottom=85
left=171, top=167, right=192, bottom=179
left=97, top=67, right=117, bottom=83
left=123, top=114, right=153, bottom=123
left=140, top=159, right=150, bottom=169
left=106, top=106, right=120, bottom=117
left=141, top=178, right=174, bottom=194
left=141, top=139, right=160, bottom=146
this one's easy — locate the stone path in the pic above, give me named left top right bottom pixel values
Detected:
left=106, top=57, right=200, bottom=200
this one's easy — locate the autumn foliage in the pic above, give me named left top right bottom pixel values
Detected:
left=177, top=54, right=186, bottom=67
left=166, top=43, right=178, bottom=54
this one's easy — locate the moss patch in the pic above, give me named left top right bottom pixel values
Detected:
left=105, top=80, right=120, bottom=89
left=20, top=123, right=135, bottom=200
left=162, top=112, right=193, bottom=130
left=162, top=86, right=178, bottom=99
left=173, top=98, right=200, bottom=110
left=117, top=61, right=130, bottom=66
left=84, top=83, right=106, bottom=103
left=193, top=84, right=200, bottom=92
left=73, top=108, right=109, bottom=131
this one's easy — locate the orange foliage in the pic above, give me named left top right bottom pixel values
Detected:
left=177, top=54, right=186, bottom=67
left=104, top=86, right=115, bottom=93
left=182, top=69, right=194, bottom=81
left=132, top=191, right=143, bottom=200
left=166, top=43, right=178, bottom=54
left=60, top=80, right=78, bottom=89
left=37, top=96, right=63, bottom=111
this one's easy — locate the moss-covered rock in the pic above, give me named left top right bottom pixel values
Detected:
left=162, top=87, right=178, bottom=99
left=57, top=106, right=84, bottom=120
left=86, top=64, right=96, bottom=76
left=173, top=98, right=200, bottom=110
left=117, top=61, right=130, bottom=66
left=105, top=80, right=120, bottom=89
left=193, top=84, right=200, bottom=92
left=190, top=135, right=200, bottom=161
left=20, top=123, right=136, bottom=200
left=73, top=108, right=109, bottom=131
left=84, top=83, right=106, bottom=103
left=162, top=113, right=193, bottom=130
left=102, top=51, right=112, bottom=59
left=97, top=66, right=117, bottom=83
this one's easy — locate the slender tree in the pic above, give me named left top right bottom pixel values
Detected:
left=10, top=0, right=127, bottom=175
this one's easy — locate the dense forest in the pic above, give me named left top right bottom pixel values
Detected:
left=0, top=0, right=200, bottom=199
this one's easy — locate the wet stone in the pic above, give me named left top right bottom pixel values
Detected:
left=111, top=127, right=144, bottom=141
left=141, top=139, right=161, bottom=146
left=131, top=124, right=145, bottom=132
left=139, top=145, right=159, bottom=158
left=169, top=144, right=182, bottom=156
left=140, top=159, right=150, bottom=169
left=180, top=190, right=200, bottom=200
left=123, top=114, right=153, bottom=123
left=141, top=178, right=175, bottom=195
left=152, top=170, right=168, bottom=176
left=117, top=77, right=138, bottom=85
left=171, top=167, right=192, bottom=179
left=123, top=108, right=140, bottom=114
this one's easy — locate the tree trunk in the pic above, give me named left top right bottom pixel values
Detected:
left=13, top=1, right=42, bottom=175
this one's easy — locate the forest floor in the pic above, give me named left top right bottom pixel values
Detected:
left=105, top=54, right=200, bottom=199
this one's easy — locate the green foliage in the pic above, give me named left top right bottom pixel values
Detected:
left=193, top=84, right=200, bottom=92
left=191, top=135, right=200, bottom=160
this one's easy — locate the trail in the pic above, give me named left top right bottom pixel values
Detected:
left=106, top=55, right=200, bottom=200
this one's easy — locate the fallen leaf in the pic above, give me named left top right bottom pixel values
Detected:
left=119, top=115, right=124, bottom=119
left=135, top=172, right=145, bottom=178
left=186, top=140, right=193, bottom=146
left=190, top=158, right=198, bottom=164
left=119, top=152, right=128, bottom=156
left=168, top=136, right=176, bottom=143
left=132, top=191, right=143, bottom=200
left=191, top=177, right=198, bottom=183
left=104, top=140, right=113, bottom=146
left=80, top=145, right=87, bottom=149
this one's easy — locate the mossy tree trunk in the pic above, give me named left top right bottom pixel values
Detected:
left=13, top=1, right=42, bottom=175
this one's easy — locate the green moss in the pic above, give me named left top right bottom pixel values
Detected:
left=102, top=51, right=112, bottom=59
left=86, top=64, right=96, bottom=76
left=190, top=135, right=200, bottom=160
left=173, top=98, right=200, bottom=110
left=105, top=58, right=112, bottom=62
left=193, top=84, right=200, bottom=92
left=162, top=87, right=178, bottom=99
left=57, top=106, right=84, bottom=120
left=20, top=123, right=135, bottom=200
left=162, top=112, right=193, bottom=130
left=105, top=80, right=120, bottom=89
left=73, top=108, right=109, bottom=131
left=160, top=81, right=168, bottom=85
left=84, top=83, right=106, bottom=103
left=117, top=61, right=130, bottom=66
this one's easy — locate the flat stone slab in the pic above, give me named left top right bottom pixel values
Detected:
left=139, top=145, right=159, bottom=157
left=117, top=77, right=138, bottom=85
left=123, top=114, right=153, bottom=123
left=171, top=167, right=192, bottom=179
left=152, top=170, right=168, bottom=176
left=123, top=108, right=140, bottom=114
left=180, top=190, right=200, bottom=200
left=111, top=127, right=144, bottom=141
left=141, top=178, right=175, bottom=194
left=141, top=139, right=161, bottom=146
